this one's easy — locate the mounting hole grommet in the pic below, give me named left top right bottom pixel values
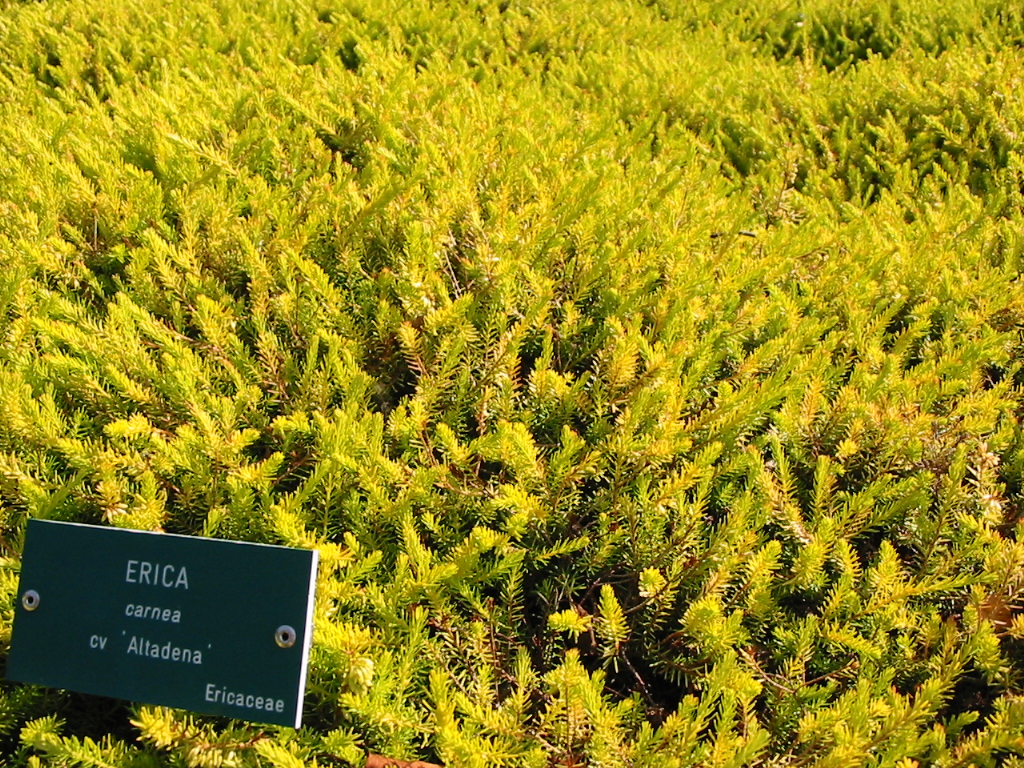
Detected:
left=22, top=590, right=40, bottom=611
left=275, top=625, right=296, bottom=648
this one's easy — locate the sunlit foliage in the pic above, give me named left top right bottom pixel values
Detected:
left=2, top=0, right=1024, bottom=765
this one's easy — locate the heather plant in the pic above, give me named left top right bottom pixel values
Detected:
left=1, top=0, right=1024, bottom=766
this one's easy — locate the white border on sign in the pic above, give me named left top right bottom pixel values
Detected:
left=294, top=548, right=319, bottom=729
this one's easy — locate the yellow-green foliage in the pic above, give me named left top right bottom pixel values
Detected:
left=2, top=0, right=1024, bottom=765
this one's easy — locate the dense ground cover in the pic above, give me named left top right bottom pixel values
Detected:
left=2, top=0, right=1024, bottom=765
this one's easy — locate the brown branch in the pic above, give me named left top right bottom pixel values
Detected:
left=365, top=754, right=443, bottom=768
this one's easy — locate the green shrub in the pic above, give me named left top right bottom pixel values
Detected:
left=1, top=0, right=1024, bottom=766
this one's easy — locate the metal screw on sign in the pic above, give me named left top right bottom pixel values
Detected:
left=22, top=590, right=40, bottom=611
left=275, top=625, right=296, bottom=648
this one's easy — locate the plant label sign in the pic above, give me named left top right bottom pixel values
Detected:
left=7, top=519, right=318, bottom=728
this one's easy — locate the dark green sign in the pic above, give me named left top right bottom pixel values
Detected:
left=7, top=520, right=318, bottom=728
